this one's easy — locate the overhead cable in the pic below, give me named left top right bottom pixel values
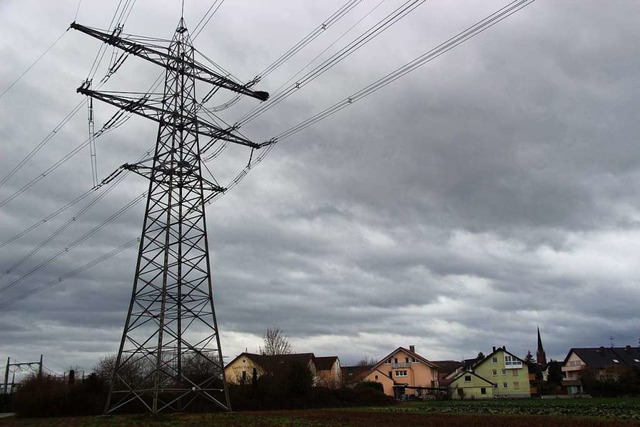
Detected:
left=0, top=238, right=139, bottom=310
left=209, top=0, right=536, bottom=200
left=237, top=0, right=425, bottom=125
left=0, top=192, right=146, bottom=295
left=0, top=30, right=67, bottom=101
left=274, top=0, right=536, bottom=142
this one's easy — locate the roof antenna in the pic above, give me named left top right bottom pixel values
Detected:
left=181, top=0, right=185, bottom=20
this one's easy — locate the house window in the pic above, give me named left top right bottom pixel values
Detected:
left=242, top=371, right=247, bottom=381
left=492, top=369, right=497, bottom=377
left=480, top=387, right=487, bottom=395
left=394, top=358, right=398, bottom=363
left=504, top=355, right=521, bottom=367
left=493, top=384, right=498, bottom=389
left=387, top=359, right=391, bottom=364
left=502, top=369, right=507, bottom=376
left=412, top=358, right=417, bottom=362
left=388, top=372, right=392, bottom=379
left=503, top=382, right=508, bottom=388
left=492, top=357, right=498, bottom=363
left=512, top=369, right=518, bottom=377
left=396, top=370, right=408, bottom=377
left=514, top=381, right=520, bottom=390
left=464, top=375, right=471, bottom=382
left=375, top=375, right=378, bottom=380
left=406, top=357, right=409, bottom=363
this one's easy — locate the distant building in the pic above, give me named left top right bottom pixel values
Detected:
left=449, top=346, right=531, bottom=399
left=224, top=352, right=340, bottom=387
left=352, top=346, right=440, bottom=399
left=314, top=356, right=342, bottom=388
left=536, top=326, right=547, bottom=366
left=562, top=346, right=640, bottom=394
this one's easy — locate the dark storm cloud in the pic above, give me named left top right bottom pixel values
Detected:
left=1, top=0, right=639, bottom=373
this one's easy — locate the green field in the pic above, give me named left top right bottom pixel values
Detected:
left=374, top=397, right=640, bottom=419
left=2, top=398, right=640, bottom=426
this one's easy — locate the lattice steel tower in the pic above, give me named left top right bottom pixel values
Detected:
left=72, top=18, right=269, bottom=415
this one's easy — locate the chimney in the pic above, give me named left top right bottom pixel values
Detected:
left=409, top=345, right=415, bottom=353
left=493, top=346, right=496, bottom=352
left=626, top=345, right=631, bottom=352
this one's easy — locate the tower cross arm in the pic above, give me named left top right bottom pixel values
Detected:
left=78, top=85, right=266, bottom=149
left=70, top=22, right=269, bottom=102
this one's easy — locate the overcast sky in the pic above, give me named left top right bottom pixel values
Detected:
left=1, top=0, right=639, bottom=377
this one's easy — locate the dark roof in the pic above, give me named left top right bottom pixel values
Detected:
left=226, top=352, right=315, bottom=370
left=564, top=347, right=640, bottom=370
left=341, top=365, right=373, bottom=384
left=315, top=356, right=339, bottom=371
left=432, top=360, right=464, bottom=378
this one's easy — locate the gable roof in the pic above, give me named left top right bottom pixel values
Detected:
left=226, top=352, right=315, bottom=370
left=449, top=370, right=495, bottom=387
left=315, top=356, right=339, bottom=371
left=432, top=360, right=464, bottom=379
left=342, top=365, right=373, bottom=384
left=564, top=347, right=640, bottom=370
left=473, top=346, right=525, bottom=369
left=372, top=346, right=439, bottom=371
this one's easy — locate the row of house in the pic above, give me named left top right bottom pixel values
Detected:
left=224, top=344, right=531, bottom=400
left=223, top=332, right=640, bottom=399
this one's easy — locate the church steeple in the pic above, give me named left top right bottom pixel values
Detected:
left=536, top=326, right=547, bottom=366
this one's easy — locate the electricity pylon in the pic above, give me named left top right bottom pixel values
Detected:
left=72, top=18, right=269, bottom=415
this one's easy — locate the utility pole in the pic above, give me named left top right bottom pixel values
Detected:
left=71, top=15, right=269, bottom=416
left=2, top=356, right=43, bottom=394
left=3, top=358, right=8, bottom=395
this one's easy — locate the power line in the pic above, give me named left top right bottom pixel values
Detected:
left=238, top=0, right=425, bottom=125
left=0, top=192, right=146, bottom=296
left=0, top=237, right=139, bottom=309
left=2, top=165, right=134, bottom=276
left=207, top=0, right=537, bottom=201
left=273, top=0, right=536, bottom=142
left=192, top=0, right=225, bottom=40
left=0, top=30, right=67, bottom=101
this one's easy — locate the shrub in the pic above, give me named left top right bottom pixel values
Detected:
left=12, top=373, right=107, bottom=418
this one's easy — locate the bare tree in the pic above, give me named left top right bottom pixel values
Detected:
left=356, top=356, right=378, bottom=367
left=259, top=328, right=293, bottom=356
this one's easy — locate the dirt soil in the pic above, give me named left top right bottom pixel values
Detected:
left=1, top=409, right=640, bottom=427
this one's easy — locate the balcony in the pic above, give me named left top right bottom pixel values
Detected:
left=391, top=362, right=410, bottom=368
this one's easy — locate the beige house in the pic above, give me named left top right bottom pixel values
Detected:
left=361, top=346, right=440, bottom=398
left=224, top=352, right=341, bottom=387
left=315, top=356, right=342, bottom=388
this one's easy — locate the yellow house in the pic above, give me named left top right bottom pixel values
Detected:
left=362, top=346, right=440, bottom=398
left=466, top=346, right=530, bottom=398
left=449, top=371, right=495, bottom=399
